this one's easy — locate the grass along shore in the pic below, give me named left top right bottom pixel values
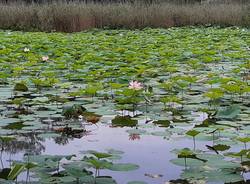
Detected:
left=0, top=1, right=249, bottom=32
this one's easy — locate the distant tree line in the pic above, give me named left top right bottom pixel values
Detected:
left=0, top=0, right=248, bottom=4
left=0, top=0, right=223, bottom=4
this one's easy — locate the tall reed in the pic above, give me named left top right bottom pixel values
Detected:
left=0, top=1, right=249, bottom=32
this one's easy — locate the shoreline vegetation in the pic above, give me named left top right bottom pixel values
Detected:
left=0, top=0, right=249, bottom=32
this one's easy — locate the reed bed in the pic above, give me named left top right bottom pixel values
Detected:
left=0, top=1, right=249, bottom=32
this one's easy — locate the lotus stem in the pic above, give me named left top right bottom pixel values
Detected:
left=193, top=136, right=196, bottom=151
left=212, top=132, right=215, bottom=145
left=94, top=168, right=97, bottom=184
left=184, top=157, right=187, bottom=169
left=132, top=103, right=138, bottom=116
left=57, top=161, right=60, bottom=174
left=0, top=148, right=4, bottom=169
left=26, top=169, right=29, bottom=184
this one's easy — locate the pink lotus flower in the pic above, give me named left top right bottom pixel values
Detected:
left=24, top=48, right=30, bottom=52
left=42, top=56, right=49, bottom=61
left=129, top=81, right=143, bottom=90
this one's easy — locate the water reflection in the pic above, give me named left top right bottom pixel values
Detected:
left=53, top=130, right=92, bottom=145
left=0, top=113, right=248, bottom=184
left=53, top=135, right=70, bottom=146
left=129, top=134, right=141, bottom=141
left=1, top=132, right=45, bottom=155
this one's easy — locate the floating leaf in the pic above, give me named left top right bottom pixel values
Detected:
left=112, top=116, right=137, bottom=127
left=237, top=137, right=250, bottom=143
left=216, top=105, right=241, bottom=120
left=62, top=104, right=87, bottom=119
left=91, top=151, right=112, bottom=159
left=212, top=144, right=231, bottom=151
left=14, top=83, right=28, bottom=92
left=152, top=120, right=170, bottom=127
left=186, top=129, right=200, bottom=137
left=107, top=163, right=139, bottom=171
left=127, top=181, right=148, bottom=184
left=170, top=158, right=205, bottom=167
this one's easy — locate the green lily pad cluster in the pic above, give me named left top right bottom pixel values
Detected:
left=0, top=27, right=249, bottom=183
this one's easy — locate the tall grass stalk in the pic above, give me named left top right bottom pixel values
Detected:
left=0, top=1, right=249, bottom=32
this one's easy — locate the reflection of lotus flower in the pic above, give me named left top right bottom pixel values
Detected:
left=129, top=81, right=143, bottom=90
left=24, top=48, right=30, bottom=52
left=129, top=134, right=140, bottom=141
left=42, top=56, right=49, bottom=61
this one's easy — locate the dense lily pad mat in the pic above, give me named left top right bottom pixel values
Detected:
left=0, top=27, right=249, bottom=183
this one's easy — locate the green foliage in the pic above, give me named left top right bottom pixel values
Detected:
left=204, top=88, right=224, bottom=100
left=112, top=116, right=138, bottom=127
left=62, top=104, right=87, bottom=119
left=7, top=164, right=25, bottom=180
left=152, top=120, right=170, bottom=127
left=237, top=137, right=250, bottom=143
left=216, top=105, right=241, bottom=120
left=186, top=130, right=200, bottom=137
left=89, top=151, right=112, bottom=160
left=85, top=83, right=103, bottom=96
left=0, top=28, right=249, bottom=184
left=107, top=163, right=139, bottom=171
left=13, top=83, right=28, bottom=92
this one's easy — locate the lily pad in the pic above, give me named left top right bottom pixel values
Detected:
left=107, top=163, right=139, bottom=171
